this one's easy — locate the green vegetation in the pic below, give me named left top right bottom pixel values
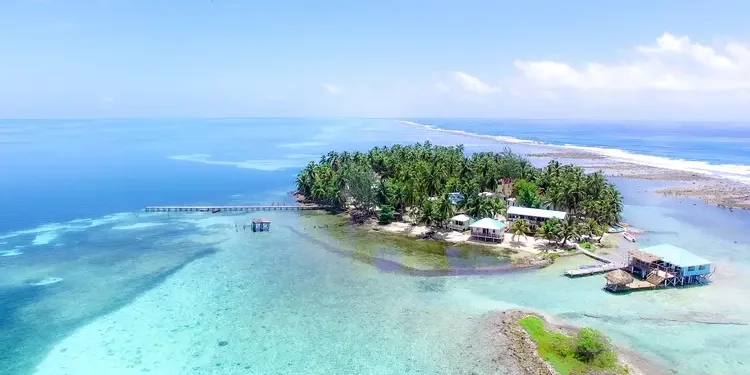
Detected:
left=580, top=241, right=597, bottom=251
left=296, top=143, right=622, bottom=228
left=535, top=217, right=605, bottom=246
left=544, top=253, right=562, bottom=261
left=378, top=204, right=395, bottom=224
left=519, top=316, right=626, bottom=375
left=514, top=179, right=542, bottom=208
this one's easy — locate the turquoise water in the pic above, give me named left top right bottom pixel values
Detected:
left=2, top=119, right=750, bottom=374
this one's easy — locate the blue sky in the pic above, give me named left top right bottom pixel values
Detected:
left=2, top=0, right=750, bottom=119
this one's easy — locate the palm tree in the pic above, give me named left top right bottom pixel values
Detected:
left=510, top=219, right=531, bottom=242
left=536, top=218, right=562, bottom=244
left=392, top=182, right=408, bottom=217
left=559, top=218, right=581, bottom=246
left=376, top=179, right=393, bottom=206
left=488, top=198, right=507, bottom=218
left=417, top=199, right=437, bottom=227
left=464, top=193, right=491, bottom=219
left=436, top=193, right=455, bottom=228
left=582, top=218, right=604, bottom=242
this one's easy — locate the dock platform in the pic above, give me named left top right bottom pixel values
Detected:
left=144, top=205, right=329, bottom=213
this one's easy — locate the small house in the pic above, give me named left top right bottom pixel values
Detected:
left=448, top=214, right=472, bottom=231
left=469, top=218, right=506, bottom=243
left=506, top=206, right=567, bottom=229
left=627, top=244, right=712, bottom=286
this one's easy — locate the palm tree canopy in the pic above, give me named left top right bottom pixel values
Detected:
left=295, top=142, right=623, bottom=226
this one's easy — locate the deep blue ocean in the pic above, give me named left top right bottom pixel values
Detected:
left=412, top=118, right=750, bottom=165
left=2, top=118, right=750, bottom=375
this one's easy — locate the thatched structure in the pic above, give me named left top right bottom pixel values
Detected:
left=629, top=249, right=662, bottom=264
left=605, top=270, right=634, bottom=286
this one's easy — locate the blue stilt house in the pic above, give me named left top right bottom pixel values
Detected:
left=627, top=244, right=713, bottom=286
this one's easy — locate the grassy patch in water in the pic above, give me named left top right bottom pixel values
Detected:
left=519, top=316, right=626, bottom=375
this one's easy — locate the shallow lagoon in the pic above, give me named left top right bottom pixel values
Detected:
left=2, top=119, right=750, bottom=374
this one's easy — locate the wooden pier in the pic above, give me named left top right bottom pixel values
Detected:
left=144, top=205, right=328, bottom=213
left=564, top=248, right=627, bottom=277
left=579, top=248, right=617, bottom=263
left=564, top=263, right=627, bottom=277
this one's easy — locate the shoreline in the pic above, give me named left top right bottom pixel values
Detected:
left=478, top=309, right=670, bottom=375
left=299, top=198, right=629, bottom=273
left=357, top=215, right=558, bottom=268
left=352, top=212, right=624, bottom=264
left=314, top=211, right=557, bottom=272
left=526, top=150, right=750, bottom=210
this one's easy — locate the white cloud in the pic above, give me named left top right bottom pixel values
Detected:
left=433, top=71, right=500, bottom=95
left=434, top=81, right=450, bottom=93
left=513, top=33, right=750, bottom=93
left=321, top=83, right=344, bottom=95
left=451, top=71, right=499, bottom=94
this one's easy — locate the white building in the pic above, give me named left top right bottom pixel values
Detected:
left=448, top=214, right=472, bottom=231
left=469, top=218, right=507, bottom=243
left=506, top=206, right=567, bottom=229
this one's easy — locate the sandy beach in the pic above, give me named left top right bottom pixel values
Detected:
left=370, top=220, right=623, bottom=258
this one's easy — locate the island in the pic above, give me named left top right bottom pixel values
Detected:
left=295, top=142, right=623, bottom=255
left=486, top=310, right=665, bottom=375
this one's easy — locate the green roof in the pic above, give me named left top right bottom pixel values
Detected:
left=469, top=218, right=506, bottom=230
left=641, top=244, right=711, bottom=268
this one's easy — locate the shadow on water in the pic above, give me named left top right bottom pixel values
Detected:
left=284, top=225, right=532, bottom=277
left=0, top=226, right=220, bottom=375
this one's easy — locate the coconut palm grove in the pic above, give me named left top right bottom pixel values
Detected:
left=295, top=142, right=623, bottom=243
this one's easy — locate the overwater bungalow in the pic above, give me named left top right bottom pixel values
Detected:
left=627, top=244, right=713, bottom=285
left=506, top=206, right=567, bottom=229
left=469, top=218, right=506, bottom=243
left=448, top=214, right=472, bottom=231
left=606, top=244, right=713, bottom=292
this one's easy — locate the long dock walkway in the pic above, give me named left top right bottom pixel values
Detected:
left=578, top=248, right=616, bottom=263
left=564, top=263, right=627, bottom=277
left=564, top=248, right=626, bottom=277
left=144, top=205, right=329, bottom=213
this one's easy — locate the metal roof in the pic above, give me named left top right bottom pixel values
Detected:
left=640, top=244, right=712, bottom=268
left=450, top=214, right=471, bottom=222
left=469, top=218, right=506, bottom=230
left=507, top=206, right=567, bottom=220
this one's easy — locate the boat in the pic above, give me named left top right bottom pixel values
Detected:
left=608, top=225, right=625, bottom=233
left=212, top=209, right=221, bottom=213
left=623, top=232, right=636, bottom=242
